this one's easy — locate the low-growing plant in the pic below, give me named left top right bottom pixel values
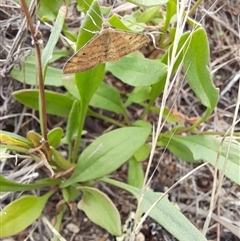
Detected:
left=0, top=0, right=239, bottom=240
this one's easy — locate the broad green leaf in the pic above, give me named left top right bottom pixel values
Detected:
left=0, top=175, right=60, bottom=192
left=108, top=14, right=146, bottom=33
left=42, top=4, right=66, bottom=77
left=137, top=6, right=160, bottom=23
left=49, top=48, right=69, bottom=63
left=0, top=192, right=53, bottom=238
left=133, top=120, right=152, bottom=129
left=134, top=143, right=151, bottom=162
left=11, top=55, right=63, bottom=87
left=0, top=131, right=32, bottom=149
left=125, top=86, right=151, bottom=107
left=62, top=28, right=77, bottom=43
left=127, top=158, right=144, bottom=188
left=75, top=0, right=102, bottom=51
left=121, top=14, right=146, bottom=32
left=183, top=28, right=219, bottom=112
left=47, top=127, right=63, bottom=148
left=27, top=131, right=42, bottom=147
left=90, top=82, right=124, bottom=114
left=77, top=0, right=111, bottom=15
left=159, top=135, right=240, bottom=185
left=127, top=0, right=169, bottom=7
left=106, top=52, right=167, bottom=87
left=62, top=186, right=80, bottom=202
left=102, top=177, right=207, bottom=241
left=77, top=186, right=121, bottom=236
left=62, top=76, right=79, bottom=99
left=63, top=79, right=125, bottom=114
left=38, top=0, right=70, bottom=21
left=61, top=126, right=151, bottom=186
left=108, top=14, right=132, bottom=31
left=73, top=65, right=105, bottom=161
left=12, top=89, right=74, bottom=117
left=77, top=0, right=94, bottom=13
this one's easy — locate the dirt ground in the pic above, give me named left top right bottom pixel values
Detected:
left=0, top=0, right=239, bottom=241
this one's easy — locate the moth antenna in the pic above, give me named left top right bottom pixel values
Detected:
left=85, top=10, right=101, bottom=30
left=83, top=0, right=103, bottom=29
left=106, top=0, right=118, bottom=19
left=82, top=27, right=99, bottom=34
left=146, top=32, right=163, bottom=50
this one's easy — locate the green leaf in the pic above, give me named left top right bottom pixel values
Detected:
left=149, top=32, right=190, bottom=110
left=133, top=120, right=152, bottom=129
left=74, top=1, right=105, bottom=106
left=108, top=14, right=146, bottom=33
left=61, top=127, right=151, bottom=186
left=0, top=131, right=32, bottom=149
left=42, top=4, right=67, bottom=77
left=125, top=86, right=151, bottom=107
left=77, top=0, right=94, bottom=13
left=12, top=89, right=74, bottom=117
left=90, top=82, right=124, bottom=114
left=50, top=147, right=73, bottom=170
left=0, top=145, right=8, bottom=157
left=102, top=177, right=207, bottom=241
left=121, top=14, right=146, bottom=32
left=108, top=15, right=132, bottom=31
left=62, top=76, right=79, bottom=99
left=137, top=6, right=160, bottom=23
left=127, top=158, right=144, bottom=188
left=75, top=0, right=102, bottom=51
left=49, top=48, right=69, bottom=63
left=74, top=65, right=105, bottom=147
left=160, top=135, right=240, bottom=185
left=64, top=0, right=106, bottom=163
left=0, top=175, right=60, bottom=192
left=11, top=55, right=63, bottom=87
left=38, top=0, right=68, bottom=21
left=27, top=131, right=42, bottom=147
left=126, top=0, right=169, bottom=7
left=65, top=100, right=80, bottom=144
left=47, top=127, right=63, bottom=148
left=77, top=186, right=121, bottom=236
left=0, top=192, right=53, bottom=238
left=134, top=143, right=151, bottom=162
left=163, top=0, right=177, bottom=43
left=62, top=186, right=80, bottom=202
left=183, top=28, right=219, bottom=112
left=63, top=79, right=125, bottom=114
left=106, top=52, right=167, bottom=87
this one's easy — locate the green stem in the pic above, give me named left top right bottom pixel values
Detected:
left=88, top=109, right=126, bottom=127
left=71, top=104, right=87, bottom=163
left=188, top=0, right=203, bottom=16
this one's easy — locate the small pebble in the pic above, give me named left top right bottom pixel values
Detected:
left=66, top=223, right=80, bottom=233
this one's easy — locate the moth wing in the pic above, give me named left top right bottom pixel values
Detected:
left=63, top=28, right=149, bottom=73
left=63, top=32, right=109, bottom=73
left=106, top=30, right=149, bottom=61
